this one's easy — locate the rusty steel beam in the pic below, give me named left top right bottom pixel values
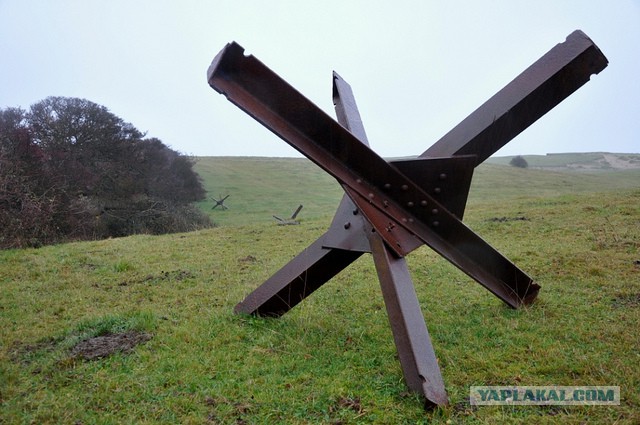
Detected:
left=234, top=235, right=362, bottom=316
left=368, top=232, right=448, bottom=407
left=421, top=30, right=608, bottom=163
left=335, top=73, right=448, bottom=406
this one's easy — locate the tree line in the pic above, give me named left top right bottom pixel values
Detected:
left=0, top=97, right=211, bottom=249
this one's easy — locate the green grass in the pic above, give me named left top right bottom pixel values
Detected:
left=193, top=154, right=640, bottom=226
left=1, top=156, right=639, bottom=423
left=193, top=157, right=342, bottom=227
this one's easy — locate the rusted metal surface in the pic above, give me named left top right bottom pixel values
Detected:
left=369, top=231, right=447, bottom=407
left=234, top=235, right=362, bottom=317
left=207, top=30, right=608, bottom=407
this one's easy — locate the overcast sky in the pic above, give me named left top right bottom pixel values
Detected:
left=1, top=1, right=638, bottom=158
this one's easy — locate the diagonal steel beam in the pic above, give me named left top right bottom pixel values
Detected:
left=234, top=234, right=362, bottom=316
left=208, top=42, right=540, bottom=307
left=421, top=30, right=608, bottom=163
left=335, top=72, right=448, bottom=406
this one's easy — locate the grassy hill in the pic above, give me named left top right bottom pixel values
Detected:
left=193, top=154, right=640, bottom=226
left=1, top=155, right=639, bottom=423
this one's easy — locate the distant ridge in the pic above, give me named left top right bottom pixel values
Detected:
left=487, top=152, right=640, bottom=171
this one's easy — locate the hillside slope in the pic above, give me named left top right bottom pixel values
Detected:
left=194, top=154, right=640, bottom=226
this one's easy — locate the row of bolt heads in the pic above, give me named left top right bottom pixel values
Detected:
left=343, top=174, right=447, bottom=231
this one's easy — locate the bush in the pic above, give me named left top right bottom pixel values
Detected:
left=510, top=155, right=529, bottom=168
left=0, top=98, right=211, bottom=249
left=94, top=197, right=213, bottom=237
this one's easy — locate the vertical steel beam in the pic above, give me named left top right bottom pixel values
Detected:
left=334, top=72, right=447, bottom=406
left=369, top=232, right=448, bottom=406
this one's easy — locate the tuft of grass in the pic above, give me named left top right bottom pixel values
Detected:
left=113, top=259, right=134, bottom=273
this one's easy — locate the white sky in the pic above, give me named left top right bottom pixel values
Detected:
left=1, top=1, right=638, bottom=158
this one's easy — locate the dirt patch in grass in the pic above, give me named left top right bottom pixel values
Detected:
left=238, top=255, right=257, bottom=263
left=487, top=216, right=530, bottom=223
left=328, top=396, right=365, bottom=423
left=203, top=396, right=254, bottom=424
left=70, top=331, right=152, bottom=360
left=612, top=293, right=640, bottom=308
left=118, top=269, right=195, bottom=286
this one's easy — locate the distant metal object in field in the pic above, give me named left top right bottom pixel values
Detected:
left=211, top=194, right=230, bottom=210
left=207, top=30, right=608, bottom=408
left=273, top=204, right=303, bottom=225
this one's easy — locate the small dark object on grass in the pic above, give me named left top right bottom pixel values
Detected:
left=239, top=255, right=257, bottom=263
left=336, top=396, right=363, bottom=414
left=488, top=216, right=530, bottom=223
left=70, top=331, right=152, bottom=360
left=453, top=398, right=478, bottom=414
left=211, top=194, right=230, bottom=210
left=273, top=204, right=304, bottom=225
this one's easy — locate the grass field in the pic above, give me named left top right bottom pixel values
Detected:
left=1, top=154, right=639, bottom=424
left=193, top=155, right=640, bottom=227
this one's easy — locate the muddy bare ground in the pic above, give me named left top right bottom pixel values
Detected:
left=70, top=331, right=152, bottom=360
